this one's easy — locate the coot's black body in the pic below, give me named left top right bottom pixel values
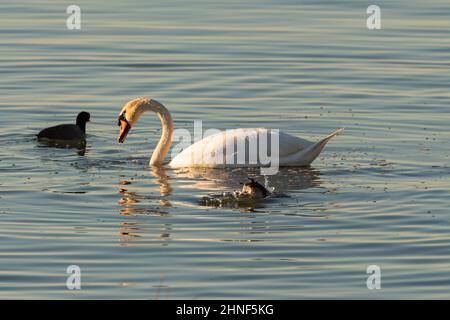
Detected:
left=37, top=112, right=90, bottom=140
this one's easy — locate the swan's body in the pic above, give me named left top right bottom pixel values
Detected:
left=117, top=98, right=343, bottom=168
left=169, top=127, right=342, bottom=168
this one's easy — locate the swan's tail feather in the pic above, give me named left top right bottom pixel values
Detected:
left=296, top=128, right=344, bottom=165
left=322, top=127, right=344, bottom=142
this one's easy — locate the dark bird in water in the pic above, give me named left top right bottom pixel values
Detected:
left=241, top=178, right=269, bottom=199
left=37, top=112, right=90, bottom=141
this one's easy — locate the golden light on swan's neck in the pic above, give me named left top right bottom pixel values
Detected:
left=118, top=98, right=174, bottom=166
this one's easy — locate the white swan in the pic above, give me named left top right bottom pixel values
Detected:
left=117, top=98, right=343, bottom=168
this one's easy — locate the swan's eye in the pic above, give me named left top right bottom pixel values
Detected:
left=118, top=113, right=126, bottom=126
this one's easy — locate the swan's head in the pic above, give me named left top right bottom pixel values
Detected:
left=117, top=97, right=152, bottom=143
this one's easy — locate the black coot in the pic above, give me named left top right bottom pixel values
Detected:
left=37, top=112, right=90, bottom=141
left=241, top=178, right=269, bottom=199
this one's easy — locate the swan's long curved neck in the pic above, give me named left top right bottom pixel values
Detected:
left=143, top=100, right=174, bottom=166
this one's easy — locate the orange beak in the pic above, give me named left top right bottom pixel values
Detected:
left=118, top=119, right=131, bottom=143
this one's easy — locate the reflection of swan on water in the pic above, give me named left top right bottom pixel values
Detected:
left=173, top=166, right=321, bottom=194
left=117, top=98, right=343, bottom=168
left=150, top=166, right=172, bottom=197
left=117, top=166, right=173, bottom=213
left=116, top=177, right=172, bottom=245
left=117, top=219, right=172, bottom=246
left=175, top=166, right=322, bottom=209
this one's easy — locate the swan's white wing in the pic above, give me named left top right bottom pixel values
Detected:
left=168, top=128, right=312, bottom=167
left=280, top=127, right=344, bottom=166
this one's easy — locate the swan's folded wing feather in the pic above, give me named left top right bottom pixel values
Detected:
left=169, top=128, right=311, bottom=167
left=277, top=131, right=312, bottom=156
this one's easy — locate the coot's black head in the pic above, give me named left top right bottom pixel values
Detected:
left=242, top=178, right=268, bottom=198
left=76, top=111, right=90, bottom=133
left=76, top=111, right=90, bottom=125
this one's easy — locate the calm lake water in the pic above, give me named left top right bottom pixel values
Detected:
left=1, top=0, right=450, bottom=299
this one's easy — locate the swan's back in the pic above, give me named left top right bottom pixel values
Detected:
left=169, top=128, right=313, bottom=168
